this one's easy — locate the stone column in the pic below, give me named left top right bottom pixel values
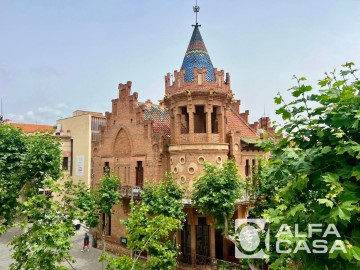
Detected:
left=174, top=107, right=181, bottom=144
left=208, top=218, right=216, bottom=259
left=188, top=105, right=194, bottom=143
left=206, top=105, right=212, bottom=143
left=190, top=222, right=196, bottom=267
left=170, top=108, right=176, bottom=144
left=223, top=238, right=229, bottom=261
left=218, top=106, right=225, bottom=143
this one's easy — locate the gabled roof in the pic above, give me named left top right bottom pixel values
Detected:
left=181, top=25, right=215, bottom=83
left=225, top=108, right=258, bottom=138
left=10, top=123, right=54, bottom=134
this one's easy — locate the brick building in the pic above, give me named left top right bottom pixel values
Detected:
left=92, top=24, right=274, bottom=266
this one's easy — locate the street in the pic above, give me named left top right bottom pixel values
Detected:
left=0, top=226, right=108, bottom=270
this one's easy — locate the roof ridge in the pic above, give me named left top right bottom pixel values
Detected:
left=227, top=107, right=259, bottom=137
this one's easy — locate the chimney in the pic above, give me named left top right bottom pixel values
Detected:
left=240, top=110, right=249, bottom=123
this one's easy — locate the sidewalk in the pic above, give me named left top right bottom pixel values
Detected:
left=0, top=226, right=109, bottom=270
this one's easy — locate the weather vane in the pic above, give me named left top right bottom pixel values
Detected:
left=192, top=0, right=201, bottom=27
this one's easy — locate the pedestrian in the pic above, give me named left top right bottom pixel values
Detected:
left=81, top=233, right=90, bottom=252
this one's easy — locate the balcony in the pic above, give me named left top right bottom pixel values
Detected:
left=120, top=185, right=142, bottom=199
left=178, top=133, right=221, bottom=144
left=235, top=190, right=255, bottom=205
left=38, top=188, right=53, bottom=198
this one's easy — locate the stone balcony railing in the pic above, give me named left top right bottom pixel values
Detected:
left=236, top=190, right=256, bottom=205
left=181, top=190, right=254, bottom=206
left=120, top=185, right=142, bottom=199
left=178, top=133, right=221, bottom=144
left=38, top=188, right=53, bottom=198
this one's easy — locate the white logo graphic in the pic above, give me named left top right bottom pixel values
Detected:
left=234, top=221, right=346, bottom=259
left=234, top=219, right=270, bottom=259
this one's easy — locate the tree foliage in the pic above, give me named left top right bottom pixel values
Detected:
left=142, top=173, right=185, bottom=221
left=70, top=174, right=121, bottom=270
left=192, top=159, right=243, bottom=241
left=10, top=179, right=75, bottom=270
left=124, top=203, right=182, bottom=270
left=104, top=175, right=184, bottom=270
left=0, top=125, right=61, bottom=232
left=70, top=174, right=121, bottom=230
left=250, top=63, right=360, bottom=269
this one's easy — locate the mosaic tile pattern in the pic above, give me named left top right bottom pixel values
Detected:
left=181, top=25, right=215, bottom=83
left=142, top=103, right=170, bottom=136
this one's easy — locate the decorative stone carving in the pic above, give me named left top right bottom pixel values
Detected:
left=180, top=175, right=187, bottom=184
left=152, top=144, right=159, bottom=152
left=197, top=156, right=205, bottom=164
left=179, top=156, right=186, bottom=164
left=188, top=163, right=198, bottom=175
left=234, top=144, right=239, bottom=151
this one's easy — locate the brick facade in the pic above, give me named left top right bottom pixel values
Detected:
left=92, top=25, right=275, bottom=264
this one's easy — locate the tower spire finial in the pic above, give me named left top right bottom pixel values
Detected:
left=192, top=0, right=201, bottom=27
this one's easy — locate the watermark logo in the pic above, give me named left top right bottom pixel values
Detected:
left=234, top=220, right=347, bottom=259
left=234, top=219, right=270, bottom=259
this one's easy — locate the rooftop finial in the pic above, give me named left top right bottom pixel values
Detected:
left=193, top=0, right=201, bottom=27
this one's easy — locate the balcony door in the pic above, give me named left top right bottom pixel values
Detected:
left=196, top=217, right=210, bottom=257
left=136, top=161, right=144, bottom=187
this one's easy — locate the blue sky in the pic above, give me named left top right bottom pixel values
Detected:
left=1, top=0, right=360, bottom=124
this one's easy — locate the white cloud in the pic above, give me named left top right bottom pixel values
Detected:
left=5, top=103, right=69, bottom=124
left=26, top=110, right=34, bottom=116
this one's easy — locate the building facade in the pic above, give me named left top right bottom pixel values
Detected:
left=57, top=110, right=106, bottom=188
left=92, top=25, right=274, bottom=266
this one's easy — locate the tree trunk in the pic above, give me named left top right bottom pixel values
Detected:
left=101, top=219, right=106, bottom=270
left=223, top=214, right=237, bottom=246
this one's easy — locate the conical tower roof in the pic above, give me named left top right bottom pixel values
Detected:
left=181, top=25, right=215, bottom=83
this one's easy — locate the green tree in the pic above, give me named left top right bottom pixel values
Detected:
left=0, top=125, right=61, bottom=233
left=0, top=125, right=77, bottom=269
left=192, top=159, right=244, bottom=244
left=71, top=174, right=121, bottom=269
left=102, top=175, right=185, bottom=270
left=141, top=173, right=185, bottom=221
left=250, top=63, right=360, bottom=269
left=10, top=178, right=75, bottom=270
left=124, top=203, right=182, bottom=270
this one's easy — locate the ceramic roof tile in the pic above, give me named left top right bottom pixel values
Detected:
left=181, top=25, right=215, bottom=82
left=225, top=109, right=258, bottom=138
left=143, top=104, right=170, bottom=136
left=10, top=123, right=54, bottom=134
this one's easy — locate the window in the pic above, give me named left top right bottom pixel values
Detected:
left=104, top=162, right=110, bottom=176
left=62, top=157, right=69, bottom=171
left=194, top=105, right=206, bottom=133
left=136, top=161, right=144, bottom=187
left=211, top=106, right=219, bottom=133
left=196, top=217, right=210, bottom=257
left=181, top=219, right=191, bottom=255
left=245, top=159, right=250, bottom=177
left=180, top=106, right=189, bottom=134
